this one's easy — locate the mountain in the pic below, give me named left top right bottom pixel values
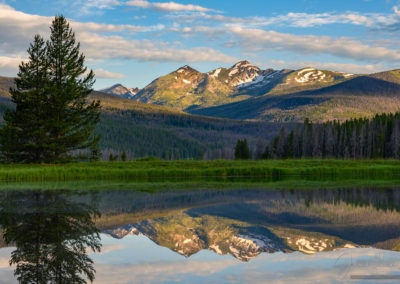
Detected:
left=100, top=84, right=140, bottom=99
left=191, top=74, right=400, bottom=122
left=133, top=61, right=356, bottom=112
left=134, top=65, right=244, bottom=110
left=210, top=62, right=353, bottom=97
left=0, top=76, right=287, bottom=160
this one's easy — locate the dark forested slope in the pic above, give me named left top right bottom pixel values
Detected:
left=0, top=77, right=286, bottom=159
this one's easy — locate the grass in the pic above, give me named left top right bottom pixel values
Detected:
left=0, top=159, right=400, bottom=182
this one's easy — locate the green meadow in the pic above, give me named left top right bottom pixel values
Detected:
left=0, top=159, right=400, bottom=182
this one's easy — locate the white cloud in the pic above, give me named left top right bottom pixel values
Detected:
left=394, top=6, right=400, bottom=16
left=169, top=9, right=400, bottom=30
left=228, top=27, right=400, bottom=62
left=78, top=32, right=237, bottom=63
left=125, top=0, right=214, bottom=12
left=0, top=3, right=235, bottom=68
left=71, top=0, right=122, bottom=15
left=93, top=68, right=126, bottom=79
left=0, top=56, right=26, bottom=75
left=269, top=60, right=385, bottom=74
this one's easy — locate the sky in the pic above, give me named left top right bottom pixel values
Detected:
left=0, top=0, right=400, bottom=89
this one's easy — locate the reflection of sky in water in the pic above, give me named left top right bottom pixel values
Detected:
left=91, top=236, right=400, bottom=284
left=0, top=234, right=400, bottom=283
left=1, top=186, right=400, bottom=283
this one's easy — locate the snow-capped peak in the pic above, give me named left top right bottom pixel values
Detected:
left=232, top=60, right=253, bottom=68
left=99, top=84, right=140, bottom=99
left=176, top=65, right=196, bottom=74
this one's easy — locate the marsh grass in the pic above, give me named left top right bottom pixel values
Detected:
left=0, top=159, right=400, bottom=182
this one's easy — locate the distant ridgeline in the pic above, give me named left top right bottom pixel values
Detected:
left=266, top=113, right=400, bottom=159
left=0, top=83, right=287, bottom=160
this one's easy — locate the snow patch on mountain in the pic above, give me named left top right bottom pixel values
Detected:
left=229, top=68, right=239, bottom=77
left=209, top=68, right=222, bottom=78
left=100, top=84, right=140, bottom=99
left=237, top=70, right=283, bottom=89
left=295, top=68, right=328, bottom=83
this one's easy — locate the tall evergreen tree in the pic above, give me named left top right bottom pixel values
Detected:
left=121, top=150, right=127, bottom=161
left=0, top=35, right=49, bottom=162
left=267, top=113, right=400, bottom=160
left=0, top=16, right=101, bottom=163
left=234, top=139, right=250, bottom=160
left=45, top=16, right=100, bottom=162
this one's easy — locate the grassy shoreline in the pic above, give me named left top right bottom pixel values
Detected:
left=0, top=159, right=400, bottom=182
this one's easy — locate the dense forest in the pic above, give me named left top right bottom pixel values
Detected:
left=265, top=113, right=400, bottom=159
left=98, top=106, right=288, bottom=160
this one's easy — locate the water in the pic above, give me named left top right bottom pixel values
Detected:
left=1, top=185, right=400, bottom=283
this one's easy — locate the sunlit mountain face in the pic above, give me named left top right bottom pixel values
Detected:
left=1, top=186, right=400, bottom=283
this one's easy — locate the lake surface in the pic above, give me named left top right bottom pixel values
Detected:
left=1, top=185, right=400, bottom=283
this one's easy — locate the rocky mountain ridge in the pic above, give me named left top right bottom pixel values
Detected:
left=102, top=60, right=357, bottom=112
left=100, top=84, right=140, bottom=99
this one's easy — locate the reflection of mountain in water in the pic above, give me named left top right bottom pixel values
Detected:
left=103, top=187, right=400, bottom=261
left=1, top=187, right=400, bottom=265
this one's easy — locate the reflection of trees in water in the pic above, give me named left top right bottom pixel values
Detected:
left=0, top=190, right=101, bottom=284
left=94, top=186, right=400, bottom=217
left=282, top=187, right=400, bottom=212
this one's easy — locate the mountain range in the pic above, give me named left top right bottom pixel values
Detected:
left=0, top=75, right=286, bottom=159
left=1, top=60, right=400, bottom=159
left=101, top=61, right=400, bottom=122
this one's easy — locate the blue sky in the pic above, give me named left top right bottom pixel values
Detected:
left=0, top=0, right=400, bottom=89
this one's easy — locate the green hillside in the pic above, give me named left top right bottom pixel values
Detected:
left=96, top=94, right=287, bottom=159
left=192, top=75, right=400, bottom=122
left=0, top=77, right=286, bottom=160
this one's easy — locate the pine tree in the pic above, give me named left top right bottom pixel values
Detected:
left=89, top=144, right=101, bottom=162
left=234, top=139, right=250, bottom=160
left=0, top=16, right=101, bottom=163
left=262, top=146, right=271, bottom=159
left=121, top=150, right=127, bottom=161
left=0, top=35, right=49, bottom=163
left=45, top=16, right=100, bottom=162
left=234, top=139, right=243, bottom=160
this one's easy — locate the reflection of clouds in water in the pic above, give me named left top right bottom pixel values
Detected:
left=94, top=259, right=239, bottom=284
left=0, top=248, right=13, bottom=269
left=92, top=248, right=400, bottom=284
left=89, top=244, right=126, bottom=255
left=226, top=249, right=400, bottom=284
left=1, top=243, right=400, bottom=283
left=0, top=270, right=16, bottom=284
left=0, top=248, right=14, bottom=284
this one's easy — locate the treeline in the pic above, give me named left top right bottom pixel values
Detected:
left=264, top=113, right=400, bottom=159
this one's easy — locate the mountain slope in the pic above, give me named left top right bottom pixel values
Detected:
left=369, top=69, right=400, bottom=84
left=100, top=84, right=140, bottom=99
left=191, top=75, right=400, bottom=122
left=95, top=91, right=288, bottom=159
left=133, top=61, right=356, bottom=111
left=134, top=65, right=245, bottom=110
left=0, top=76, right=287, bottom=159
